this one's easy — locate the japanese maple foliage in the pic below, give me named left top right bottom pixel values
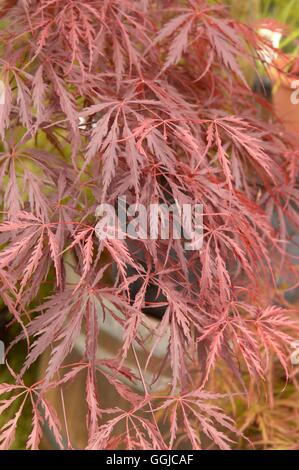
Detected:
left=0, top=0, right=299, bottom=450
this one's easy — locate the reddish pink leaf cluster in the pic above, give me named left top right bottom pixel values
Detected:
left=0, top=0, right=298, bottom=449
